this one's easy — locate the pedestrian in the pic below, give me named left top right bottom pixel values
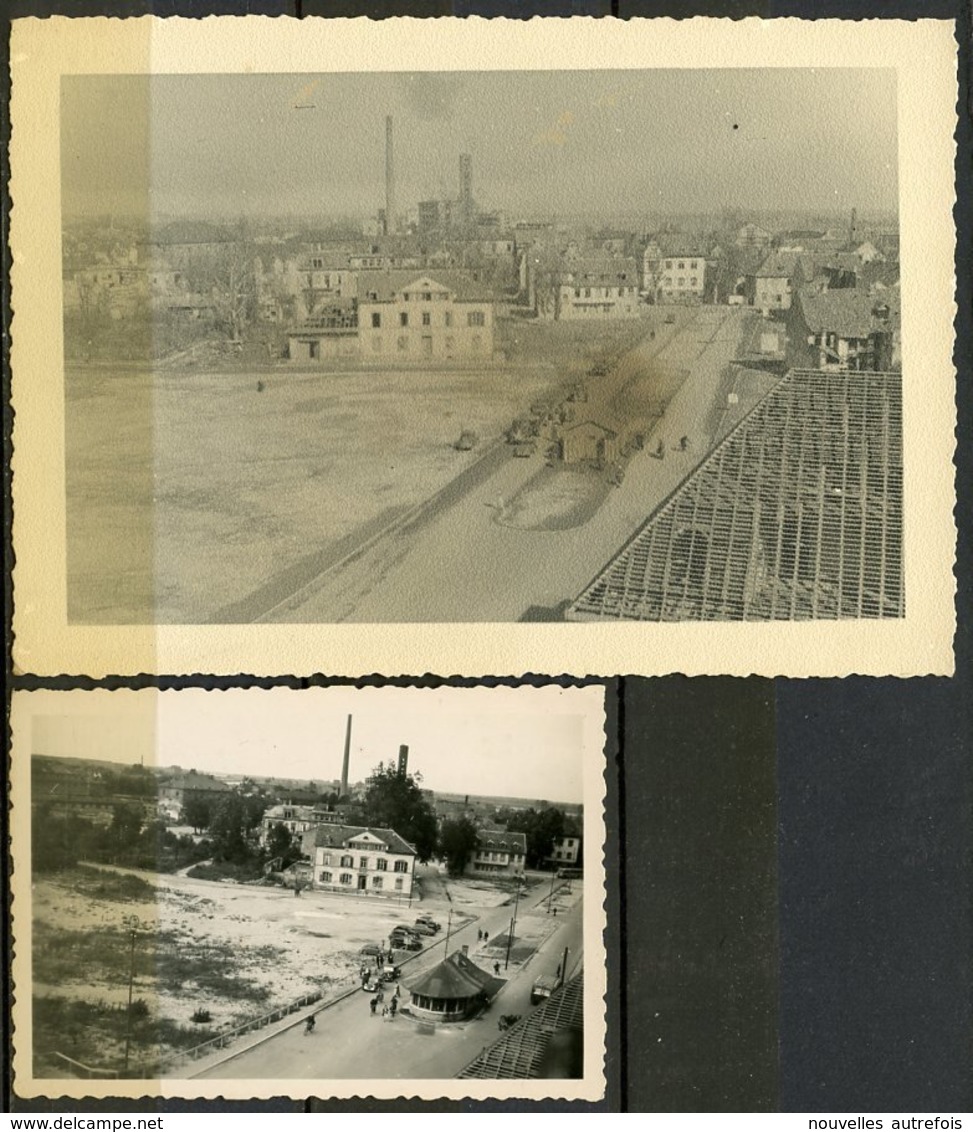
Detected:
left=370, top=997, right=378, bottom=1015
left=477, top=929, right=482, bottom=942
left=553, top=908, right=558, bottom=917
left=494, top=961, right=501, bottom=977
left=390, top=996, right=398, bottom=1016
left=395, top=983, right=401, bottom=998
left=483, top=931, right=489, bottom=943
left=304, top=1014, right=315, bottom=1035
left=679, top=435, right=689, bottom=451
left=656, top=438, right=665, bottom=458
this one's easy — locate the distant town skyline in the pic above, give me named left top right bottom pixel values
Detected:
left=61, top=69, right=898, bottom=221
left=23, top=686, right=597, bottom=804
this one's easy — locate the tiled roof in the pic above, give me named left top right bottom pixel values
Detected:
left=355, top=269, right=493, bottom=303
left=559, top=256, right=638, bottom=283
left=162, top=773, right=230, bottom=792
left=798, top=288, right=899, bottom=340
left=753, top=251, right=803, bottom=279
left=406, top=951, right=505, bottom=1000
left=567, top=369, right=903, bottom=622
left=310, top=824, right=417, bottom=856
left=476, top=829, right=527, bottom=854
left=457, top=971, right=584, bottom=1079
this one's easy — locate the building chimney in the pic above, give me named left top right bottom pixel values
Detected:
left=397, top=744, right=409, bottom=777
left=849, top=207, right=858, bottom=248
left=385, top=116, right=395, bottom=236
left=340, top=714, right=352, bottom=799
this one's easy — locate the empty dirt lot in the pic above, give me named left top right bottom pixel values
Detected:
left=65, top=318, right=652, bottom=624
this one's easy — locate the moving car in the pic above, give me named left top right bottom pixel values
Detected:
left=530, top=974, right=560, bottom=1006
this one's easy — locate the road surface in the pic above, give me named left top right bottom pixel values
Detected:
left=192, top=881, right=583, bottom=1080
left=260, top=306, right=752, bottom=622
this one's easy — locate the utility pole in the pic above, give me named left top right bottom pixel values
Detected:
left=558, top=946, right=569, bottom=987
left=123, top=916, right=141, bottom=1075
left=547, top=869, right=557, bottom=913
left=503, top=879, right=522, bottom=971
left=444, top=906, right=453, bottom=955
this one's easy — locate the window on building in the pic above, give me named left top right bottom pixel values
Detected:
left=400, top=312, right=409, bottom=327
left=371, top=312, right=381, bottom=328
left=665, top=260, right=673, bottom=269
left=394, top=860, right=409, bottom=873
left=444, top=311, right=453, bottom=327
left=421, top=291, right=432, bottom=301
left=678, top=261, right=685, bottom=269
left=319, top=871, right=332, bottom=883
left=678, top=278, right=685, bottom=287
left=340, top=854, right=353, bottom=868
left=422, top=311, right=431, bottom=326
left=339, top=873, right=352, bottom=885
left=376, top=858, right=388, bottom=871
left=359, top=857, right=369, bottom=869
left=372, top=876, right=383, bottom=889
left=394, top=878, right=404, bottom=891
left=312, top=258, right=322, bottom=269
left=467, top=310, right=485, bottom=327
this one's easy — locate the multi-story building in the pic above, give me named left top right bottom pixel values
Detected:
left=467, top=828, right=527, bottom=878
left=158, top=770, right=231, bottom=819
left=357, top=271, right=494, bottom=362
left=304, top=824, right=418, bottom=899
left=259, top=803, right=318, bottom=848
left=746, top=252, right=804, bottom=312
left=556, top=256, right=640, bottom=320
left=546, top=830, right=583, bottom=871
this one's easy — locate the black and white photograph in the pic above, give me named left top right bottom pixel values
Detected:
left=60, top=67, right=904, bottom=626
left=10, top=683, right=607, bottom=1100
left=9, top=16, right=957, bottom=675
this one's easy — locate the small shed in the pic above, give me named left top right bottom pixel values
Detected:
left=405, top=950, right=505, bottom=1023
left=559, top=421, right=619, bottom=466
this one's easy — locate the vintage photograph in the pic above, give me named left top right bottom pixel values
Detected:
left=61, top=68, right=904, bottom=626
left=9, top=683, right=607, bottom=1100
left=10, top=16, right=957, bottom=676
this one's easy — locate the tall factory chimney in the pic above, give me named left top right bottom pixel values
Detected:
left=459, top=152, right=473, bottom=230
left=385, top=116, right=395, bottom=236
left=340, top=714, right=352, bottom=799
left=397, top=744, right=409, bottom=777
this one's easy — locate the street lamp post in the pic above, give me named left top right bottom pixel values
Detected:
left=547, top=869, right=557, bottom=913
left=443, top=907, right=453, bottom=955
left=503, top=878, right=522, bottom=971
left=123, top=916, right=142, bottom=1075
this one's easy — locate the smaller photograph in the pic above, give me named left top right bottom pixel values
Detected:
left=9, top=683, right=607, bottom=1102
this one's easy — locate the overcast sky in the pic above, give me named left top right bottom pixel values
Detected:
left=61, top=69, right=898, bottom=220
left=23, top=686, right=597, bottom=804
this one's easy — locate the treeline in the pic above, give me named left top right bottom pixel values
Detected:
left=32, top=804, right=210, bottom=874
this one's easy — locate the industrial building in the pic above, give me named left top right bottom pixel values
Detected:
left=566, top=368, right=903, bottom=622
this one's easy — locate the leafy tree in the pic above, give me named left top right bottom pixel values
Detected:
left=208, top=793, right=254, bottom=865
left=266, top=823, right=300, bottom=869
left=361, top=762, right=438, bottom=863
left=507, top=806, right=566, bottom=869
left=182, top=796, right=211, bottom=834
left=104, top=803, right=144, bottom=861
left=438, top=817, right=479, bottom=877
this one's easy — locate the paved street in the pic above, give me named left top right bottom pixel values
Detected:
left=193, top=880, right=583, bottom=1080
left=265, top=307, right=751, bottom=622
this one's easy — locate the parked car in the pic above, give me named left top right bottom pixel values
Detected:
left=414, top=916, right=441, bottom=932
left=381, top=963, right=401, bottom=983
left=362, top=972, right=380, bottom=993
left=359, top=943, right=382, bottom=958
left=410, top=921, right=437, bottom=936
left=390, top=928, right=422, bottom=950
